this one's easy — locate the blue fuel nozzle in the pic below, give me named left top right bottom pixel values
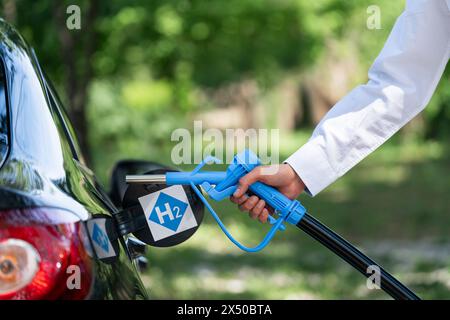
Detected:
left=135, top=149, right=307, bottom=252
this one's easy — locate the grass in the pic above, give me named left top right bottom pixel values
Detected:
left=139, top=136, right=450, bottom=299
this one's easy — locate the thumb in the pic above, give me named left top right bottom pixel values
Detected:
left=233, top=167, right=263, bottom=197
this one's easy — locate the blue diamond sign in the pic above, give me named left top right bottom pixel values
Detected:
left=149, top=192, right=188, bottom=232
left=92, top=222, right=110, bottom=252
left=87, top=218, right=116, bottom=259
left=138, top=185, right=198, bottom=241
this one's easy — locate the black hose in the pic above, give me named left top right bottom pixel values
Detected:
left=297, top=213, right=420, bottom=300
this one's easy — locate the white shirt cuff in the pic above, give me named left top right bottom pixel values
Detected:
left=284, top=138, right=338, bottom=197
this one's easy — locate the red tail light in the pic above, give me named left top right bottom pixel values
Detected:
left=0, top=208, right=93, bottom=300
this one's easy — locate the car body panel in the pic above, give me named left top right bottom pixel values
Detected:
left=0, top=19, right=148, bottom=299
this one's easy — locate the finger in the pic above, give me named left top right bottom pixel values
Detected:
left=230, top=194, right=248, bottom=205
left=259, top=208, right=270, bottom=223
left=239, top=195, right=259, bottom=212
left=233, top=167, right=263, bottom=198
left=230, top=196, right=238, bottom=204
left=250, top=200, right=266, bottom=220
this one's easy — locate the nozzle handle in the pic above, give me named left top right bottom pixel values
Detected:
left=249, top=181, right=306, bottom=225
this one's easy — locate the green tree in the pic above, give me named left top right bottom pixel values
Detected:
left=3, top=0, right=448, bottom=170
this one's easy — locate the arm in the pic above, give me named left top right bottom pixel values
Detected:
left=286, top=0, right=450, bottom=196
left=232, top=0, right=450, bottom=221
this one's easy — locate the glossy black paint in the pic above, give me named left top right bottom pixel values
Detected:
left=0, top=20, right=148, bottom=299
left=0, top=67, right=7, bottom=167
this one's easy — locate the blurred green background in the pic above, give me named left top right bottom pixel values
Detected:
left=3, top=0, right=449, bottom=299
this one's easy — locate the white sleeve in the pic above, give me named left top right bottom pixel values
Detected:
left=285, top=0, right=450, bottom=196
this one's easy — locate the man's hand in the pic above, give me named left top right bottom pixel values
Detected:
left=230, top=164, right=305, bottom=223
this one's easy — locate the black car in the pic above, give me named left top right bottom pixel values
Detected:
left=0, top=20, right=156, bottom=299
